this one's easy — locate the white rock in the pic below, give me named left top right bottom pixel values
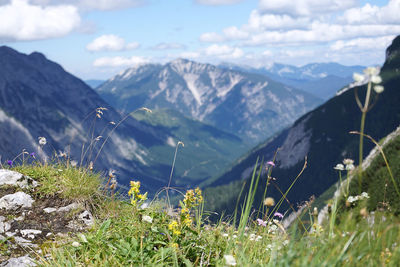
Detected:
left=78, top=210, right=94, bottom=226
left=0, top=170, right=38, bottom=189
left=20, top=229, right=42, bottom=239
left=3, top=255, right=36, bottom=267
left=57, top=203, right=81, bottom=212
left=0, top=217, right=11, bottom=234
left=43, top=207, right=57, bottom=213
left=0, top=192, right=34, bottom=210
left=13, top=236, right=38, bottom=248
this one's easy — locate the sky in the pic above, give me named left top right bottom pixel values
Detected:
left=0, top=0, right=399, bottom=80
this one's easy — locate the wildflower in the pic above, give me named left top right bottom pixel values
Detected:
left=264, top=197, right=275, bottom=207
left=7, top=160, right=12, bottom=167
left=374, top=85, right=384, bottom=94
left=224, top=255, right=237, bottom=266
left=94, top=136, right=102, bottom=141
left=142, top=215, right=153, bottom=224
left=168, top=220, right=181, bottom=236
left=70, top=160, right=78, bottom=167
left=109, top=121, right=116, bottom=125
left=346, top=164, right=355, bottom=171
left=274, top=212, right=284, bottom=219
left=313, top=207, right=318, bottom=216
left=108, top=169, right=116, bottom=178
left=182, top=216, right=192, bottom=227
left=343, top=159, right=354, bottom=165
left=334, top=163, right=344, bottom=171
left=128, top=180, right=147, bottom=206
left=177, top=141, right=184, bottom=147
left=360, top=192, right=369, bottom=199
left=267, top=161, right=275, bottom=167
left=257, top=218, right=267, bottom=227
left=353, top=72, right=364, bottom=82
left=110, top=177, right=117, bottom=190
left=347, top=196, right=357, bottom=203
left=30, top=152, right=35, bottom=158
left=71, top=241, right=80, bottom=247
left=222, top=233, right=229, bottom=237
left=38, top=137, right=47, bottom=146
left=249, top=233, right=262, bottom=241
left=89, top=161, right=93, bottom=171
left=58, top=150, right=67, bottom=158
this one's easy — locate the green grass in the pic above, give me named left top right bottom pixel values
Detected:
left=4, top=152, right=397, bottom=266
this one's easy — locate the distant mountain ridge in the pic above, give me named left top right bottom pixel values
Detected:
left=96, top=59, right=321, bottom=144
left=0, top=46, right=246, bottom=193
left=204, top=35, right=400, bottom=215
left=219, top=62, right=365, bottom=100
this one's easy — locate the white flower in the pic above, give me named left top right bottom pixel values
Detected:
left=346, top=164, right=355, bottom=171
left=70, top=160, right=78, bottom=167
left=353, top=72, right=365, bottom=83
left=224, top=255, right=237, bottom=266
left=374, top=85, right=384, bottom=94
left=222, top=233, right=229, bottom=237
left=371, top=75, right=382, bottom=84
left=334, top=164, right=345, bottom=171
left=363, top=67, right=379, bottom=76
left=142, top=215, right=153, bottom=224
left=71, top=241, right=80, bottom=247
left=347, top=196, right=358, bottom=203
left=360, top=192, right=370, bottom=199
left=343, top=159, right=354, bottom=165
left=38, top=137, right=47, bottom=146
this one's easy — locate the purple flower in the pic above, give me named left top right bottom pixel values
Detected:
left=256, top=218, right=267, bottom=227
left=7, top=160, right=13, bottom=167
left=30, top=152, right=36, bottom=158
left=274, top=212, right=283, bottom=219
left=267, top=161, right=275, bottom=167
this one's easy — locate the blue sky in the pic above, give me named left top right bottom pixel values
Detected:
left=0, top=0, right=398, bottom=79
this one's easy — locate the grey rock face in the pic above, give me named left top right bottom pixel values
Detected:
left=97, top=58, right=321, bottom=144
left=0, top=170, right=38, bottom=189
left=0, top=192, right=34, bottom=210
left=1, top=256, right=36, bottom=267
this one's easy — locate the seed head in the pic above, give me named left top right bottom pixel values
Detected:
left=264, top=197, right=275, bottom=207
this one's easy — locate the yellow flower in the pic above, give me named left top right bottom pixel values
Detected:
left=168, top=220, right=181, bottom=236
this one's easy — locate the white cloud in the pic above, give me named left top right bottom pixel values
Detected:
left=258, top=0, right=358, bottom=17
left=204, top=44, right=244, bottom=59
left=195, top=0, right=243, bottom=6
left=246, top=10, right=310, bottom=31
left=152, top=42, right=186, bottom=50
left=0, top=0, right=80, bottom=41
left=223, top=26, right=249, bottom=39
left=25, top=0, right=145, bottom=11
left=243, top=23, right=400, bottom=46
left=86, top=34, right=140, bottom=52
left=330, top=36, right=396, bottom=51
left=199, top=32, right=225, bottom=43
left=93, top=55, right=149, bottom=67
left=339, top=0, right=400, bottom=25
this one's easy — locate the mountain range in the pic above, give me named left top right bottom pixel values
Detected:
left=96, top=59, right=321, bottom=144
left=204, top=35, right=400, bottom=215
left=218, top=62, right=365, bottom=100
left=0, top=46, right=246, bottom=193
